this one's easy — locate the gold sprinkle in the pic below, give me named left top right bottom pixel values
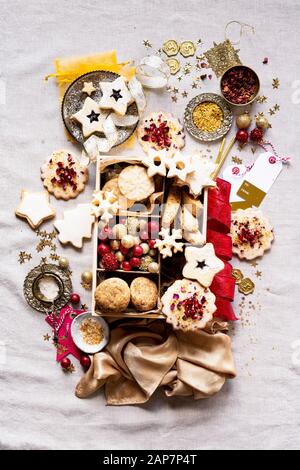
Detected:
left=143, top=40, right=152, bottom=49
left=80, top=318, right=104, bottom=345
left=192, top=102, right=223, bottom=133
left=232, top=156, right=243, bottom=164
left=272, top=78, right=280, bottom=89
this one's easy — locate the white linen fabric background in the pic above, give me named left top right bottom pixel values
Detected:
left=0, top=0, right=300, bottom=450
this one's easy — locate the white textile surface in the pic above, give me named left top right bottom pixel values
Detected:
left=0, top=0, right=300, bottom=450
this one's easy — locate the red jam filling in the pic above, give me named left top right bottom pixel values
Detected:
left=141, top=120, right=172, bottom=148
left=50, top=155, right=78, bottom=191
left=182, top=293, right=205, bottom=321
left=237, top=224, right=262, bottom=248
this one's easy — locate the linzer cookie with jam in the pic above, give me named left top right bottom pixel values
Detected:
left=231, top=208, right=274, bottom=260
left=41, top=150, right=88, bottom=200
left=137, top=111, right=185, bottom=157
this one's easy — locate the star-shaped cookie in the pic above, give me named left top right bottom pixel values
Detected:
left=166, top=152, right=193, bottom=181
left=15, top=190, right=55, bottom=229
left=182, top=243, right=224, bottom=287
left=54, top=204, right=94, bottom=248
left=185, top=154, right=217, bottom=197
left=82, top=81, right=96, bottom=96
left=142, top=148, right=169, bottom=177
left=72, top=97, right=107, bottom=138
left=99, top=77, right=133, bottom=116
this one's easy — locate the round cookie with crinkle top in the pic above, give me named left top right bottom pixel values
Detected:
left=118, top=165, right=155, bottom=202
left=95, top=278, right=130, bottom=312
left=41, top=150, right=88, bottom=200
left=130, top=277, right=158, bottom=312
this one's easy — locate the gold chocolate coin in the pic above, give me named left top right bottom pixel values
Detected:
left=166, top=58, right=180, bottom=75
left=180, top=41, right=196, bottom=58
left=162, top=40, right=179, bottom=57
left=232, top=268, right=244, bottom=284
left=238, top=277, right=255, bottom=295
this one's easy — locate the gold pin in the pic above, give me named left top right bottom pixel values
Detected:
left=180, top=41, right=196, bottom=58
left=166, top=58, right=180, bottom=75
left=162, top=40, right=179, bottom=57
left=238, top=277, right=255, bottom=295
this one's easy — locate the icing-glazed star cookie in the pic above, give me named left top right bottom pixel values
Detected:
left=182, top=244, right=224, bottom=288
left=166, top=152, right=193, bottom=182
left=72, top=97, right=107, bottom=138
left=99, top=76, right=133, bottom=116
left=155, top=228, right=184, bottom=258
left=142, top=148, right=169, bottom=177
left=82, top=81, right=96, bottom=96
left=161, top=279, right=216, bottom=331
left=54, top=204, right=94, bottom=248
left=231, top=208, right=274, bottom=260
left=185, top=154, right=217, bottom=197
left=118, top=165, right=155, bottom=202
left=15, top=190, right=55, bottom=229
left=137, top=111, right=185, bottom=157
left=41, top=150, right=88, bottom=200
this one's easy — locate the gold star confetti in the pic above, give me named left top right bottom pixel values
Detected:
left=177, top=75, right=183, bottom=82
left=251, top=147, right=257, bottom=154
left=274, top=104, right=280, bottom=111
left=191, top=81, right=198, bottom=89
left=81, top=303, right=88, bottom=310
left=251, top=260, right=258, bottom=268
left=50, top=253, right=60, bottom=261
left=166, top=85, right=172, bottom=93
left=256, top=95, right=267, bottom=104
left=18, top=251, right=32, bottom=264
left=69, top=364, right=76, bottom=373
left=272, top=78, right=280, bottom=89
left=269, top=108, right=275, bottom=116
left=183, top=63, right=192, bottom=75
left=182, top=91, right=188, bottom=98
left=48, top=230, right=57, bottom=240
left=232, top=156, right=243, bottom=164
left=43, top=334, right=51, bottom=341
left=172, top=87, right=179, bottom=94
left=255, top=270, right=262, bottom=279
left=255, top=111, right=265, bottom=118
left=196, top=54, right=205, bottom=60
left=50, top=243, right=57, bottom=252
left=143, top=39, right=152, bottom=48
left=197, top=39, right=202, bottom=45
left=41, top=256, right=48, bottom=264
left=81, top=281, right=92, bottom=291
left=171, top=95, right=178, bottom=103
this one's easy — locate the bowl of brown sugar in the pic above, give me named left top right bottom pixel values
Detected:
left=71, top=312, right=110, bottom=354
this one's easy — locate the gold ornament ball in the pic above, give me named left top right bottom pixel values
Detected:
left=59, top=257, right=69, bottom=269
left=256, top=115, right=269, bottom=130
left=236, top=112, right=252, bottom=129
left=112, top=224, right=127, bottom=240
left=115, top=251, right=125, bottom=262
left=148, top=262, right=159, bottom=274
left=121, top=234, right=135, bottom=249
left=110, top=240, right=120, bottom=251
left=81, top=271, right=93, bottom=284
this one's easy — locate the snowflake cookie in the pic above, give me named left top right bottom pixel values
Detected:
left=91, top=190, right=119, bottom=224
left=41, top=150, right=88, bottom=200
left=137, top=111, right=185, bottom=157
left=161, top=279, right=216, bottom=331
left=231, top=208, right=274, bottom=260
left=182, top=243, right=224, bottom=288
left=154, top=228, right=184, bottom=258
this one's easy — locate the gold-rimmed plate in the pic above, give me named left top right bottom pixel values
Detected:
left=61, top=71, right=139, bottom=146
left=184, top=93, right=233, bottom=142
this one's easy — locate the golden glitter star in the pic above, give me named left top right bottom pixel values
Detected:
left=255, top=111, right=265, bottom=118
left=232, top=156, right=243, bottom=164
left=143, top=39, right=152, bottom=48
left=171, top=95, right=178, bottom=103
left=43, top=334, right=51, bottom=341
left=251, top=147, right=257, bottom=154
left=255, top=270, right=262, bottom=278
left=50, top=253, right=60, bottom=261
left=177, top=75, right=183, bottom=82
left=269, top=108, right=275, bottom=116
left=251, top=260, right=258, bottom=268
left=256, top=95, right=267, bottom=104
left=18, top=251, right=32, bottom=264
left=81, top=303, right=88, bottom=310
left=197, top=39, right=202, bottom=45
left=182, top=91, right=188, bottom=98
left=274, top=104, right=280, bottom=111
left=172, top=87, right=179, bottom=94
left=191, top=81, right=198, bottom=89
left=183, top=63, right=192, bottom=75
left=272, top=78, right=280, bottom=89
left=41, top=256, right=48, bottom=264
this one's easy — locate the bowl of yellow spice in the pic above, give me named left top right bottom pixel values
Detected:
left=184, top=93, right=233, bottom=142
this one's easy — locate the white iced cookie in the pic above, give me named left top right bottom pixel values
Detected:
left=15, top=190, right=55, bottom=229
left=54, top=204, right=94, bottom=249
left=166, top=152, right=193, bottom=182
left=99, top=76, right=133, bottom=116
left=181, top=206, right=199, bottom=233
left=183, top=244, right=224, bottom=288
left=72, top=97, right=108, bottom=138
left=184, top=230, right=205, bottom=246
left=185, top=154, right=216, bottom=197
left=137, top=111, right=185, bottom=157
left=118, top=165, right=155, bottom=201
left=162, top=185, right=181, bottom=227
left=90, top=190, right=120, bottom=224
left=231, top=208, right=274, bottom=260
left=155, top=228, right=184, bottom=258
left=41, top=150, right=88, bottom=200
left=161, top=279, right=216, bottom=331
left=102, top=177, right=135, bottom=210
left=142, top=148, right=169, bottom=177
left=82, top=81, right=96, bottom=96
left=182, top=190, right=203, bottom=218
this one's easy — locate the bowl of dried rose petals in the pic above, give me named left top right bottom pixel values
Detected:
left=71, top=312, right=110, bottom=354
left=220, top=65, right=260, bottom=106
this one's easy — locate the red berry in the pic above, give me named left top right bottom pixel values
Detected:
left=97, top=243, right=110, bottom=256
left=120, top=244, right=129, bottom=255
left=122, top=261, right=131, bottom=271
left=70, top=293, right=80, bottom=304
left=80, top=355, right=91, bottom=369
left=140, top=230, right=149, bottom=241
left=236, top=129, right=249, bottom=143
left=130, top=257, right=141, bottom=268
left=250, top=127, right=263, bottom=142
left=148, top=239, right=157, bottom=249
left=148, top=221, right=160, bottom=236
left=61, top=357, right=71, bottom=370
left=133, top=245, right=143, bottom=257
left=99, top=226, right=113, bottom=240
left=102, top=253, right=119, bottom=271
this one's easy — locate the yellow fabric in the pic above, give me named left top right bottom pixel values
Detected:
left=75, top=320, right=236, bottom=406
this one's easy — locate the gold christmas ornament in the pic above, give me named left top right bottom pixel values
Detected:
left=204, top=40, right=241, bottom=77
left=180, top=41, right=196, bottom=58
left=232, top=268, right=244, bottom=284
left=255, top=115, right=269, bottom=130
left=166, top=58, right=180, bottom=75
left=59, top=257, right=69, bottom=269
left=162, top=40, right=179, bottom=57
left=81, top=271, right=93, bottom=284
left=238, top=277, right=255, bottom=295
left=236, top=112, right=252, bottom=129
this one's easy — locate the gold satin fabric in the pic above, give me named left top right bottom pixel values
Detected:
left=75, top=320, right=236, bottom=405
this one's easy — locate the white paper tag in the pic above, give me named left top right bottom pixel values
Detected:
left=223, top=164, right=247, bottom=203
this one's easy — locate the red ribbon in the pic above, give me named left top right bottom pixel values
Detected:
left=207, top=178, right=237, bottom=321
